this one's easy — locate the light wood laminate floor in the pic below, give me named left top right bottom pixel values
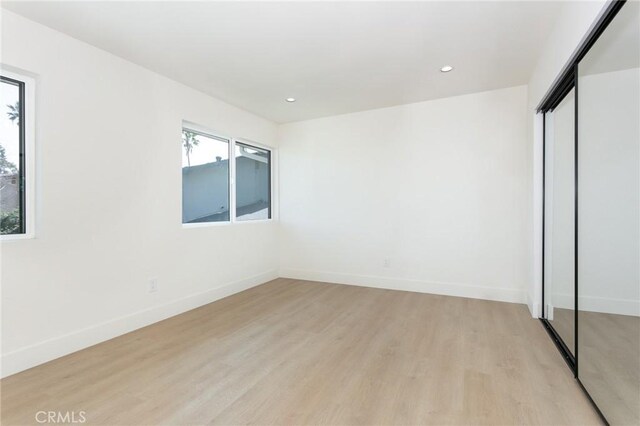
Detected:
left=1, top=279, right=602, bottom=425
left=549, top=307, right=639, bottom=425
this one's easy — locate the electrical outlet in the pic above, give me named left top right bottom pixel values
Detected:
left=149, top=278, right=158, bottom=293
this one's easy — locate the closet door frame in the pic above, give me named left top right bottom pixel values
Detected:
left=540, top=75, right=578, bottom=374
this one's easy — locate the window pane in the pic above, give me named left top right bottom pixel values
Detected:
left=235, top=142, right=270, bottom=221
left=182, top=130, right=230, bottom=223
left=0, top=77, right=23, bottom=235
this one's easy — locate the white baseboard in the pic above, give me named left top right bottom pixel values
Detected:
left=528, top=300, right=541, bottom=319
left=549, top=292, right=640, bottom=317
left=280, top=268, right=526, bottom=305
left=526, top=292, right=537, bottom=318
left=581, top=295, right=640, bottom=317
left=1, top=270, right=278, bottom=378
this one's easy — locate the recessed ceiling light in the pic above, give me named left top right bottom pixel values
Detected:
left=440, top=65, right=454, bottom=73
left=285, top=97, right=296, bottom=103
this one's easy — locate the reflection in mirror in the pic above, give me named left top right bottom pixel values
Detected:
left=544, top=89, right=576, bottom=355
left=578, top=1, right=640, bottom=424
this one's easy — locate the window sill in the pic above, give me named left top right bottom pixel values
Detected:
left=182, top=218, right=275, bottom=229
left=234, top=218, right=275, bottom=225
left=182, top=221, right=231, bottom=229
left=1, top=233, right=35, bottom=242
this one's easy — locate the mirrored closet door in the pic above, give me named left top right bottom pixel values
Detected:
left=540, top=1, right=639, bottom=424
left=577, top=1, right=639, bottom=424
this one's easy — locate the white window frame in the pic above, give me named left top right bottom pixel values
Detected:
left=0, top=68, right=36, bottom=241
left=181, top=121, right=275, bottom=228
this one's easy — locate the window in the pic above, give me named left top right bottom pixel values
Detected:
left=182, top=128, right=230, bottom=223
left=1, top=72, right=33, bottom=238
left=235, top=142, right=271, bottom=221
left=181, top=123, right=272, bottom=225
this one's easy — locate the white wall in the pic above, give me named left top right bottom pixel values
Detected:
left=578, top=67, right=640, bottom=316
left=544, top=91, right=576, bottom=313
left=278, top=86, right=529, bottom=303
left=528, top=0, right=608, bottom=317
left=0, top=11, right=279, bottom=377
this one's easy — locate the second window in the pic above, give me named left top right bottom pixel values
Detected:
left=182, top=124, right=272, bottom=225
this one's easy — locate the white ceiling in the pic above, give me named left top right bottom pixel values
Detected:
left=3, top=1, right=562, bottom=123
